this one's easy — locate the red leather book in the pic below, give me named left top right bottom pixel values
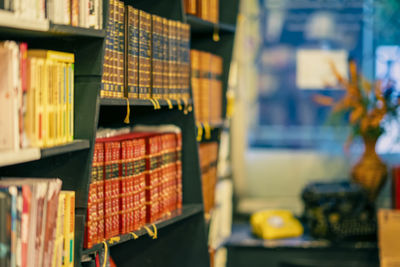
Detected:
left=144, top=134, right=162, bottom=223
left=132, top=137, right=146, bottom=230
left=96, top=142, right=105, bottom=242
left=175, top=132, right=183, bottom=210
left=103, top=141, right=122, bottom=239
left=84, top=142, right=99, bottom=248
left=120, top=140, right=129, bottom=235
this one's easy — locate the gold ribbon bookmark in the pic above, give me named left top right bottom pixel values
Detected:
left=165, top=98, right=173, bottom=109
left=196, top=122, right=203, bottom=142
left=144, top=224, right=158, bottom=239
left=102, top=241, right=108, bottom=267
left=213, top=24, right=220, bottom=42
left=130, top=232, right=139, bottom=239
left=124, top=97, right=130, bottom=124
left=203, top=122, right=211, bottom=140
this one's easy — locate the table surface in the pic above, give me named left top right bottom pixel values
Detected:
left=225, top=224, right=379, bottom=267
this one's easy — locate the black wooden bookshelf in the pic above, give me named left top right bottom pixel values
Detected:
left=0, top=0, right=239, bottom=266
left=41, top=140, right=91, bottom=158
left=186, top=14, right=236, bottom=34
left=82, top=204, right=203, bottom=255
left=100, top=97, right=193, bottom=107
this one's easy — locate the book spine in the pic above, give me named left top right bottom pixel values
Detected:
left=133, top=138, right=146, bottom=230
left=113, top=141, right=121, bottom=237
left=109, top=0, right=116, bottom=97
left=183, top=24, right=190, bottom=101
left=161, top=17, right=169, bottom=100
left=101, top=0, right=113, bottom=98
left=184, top=0, right=197, bottom=15
left=68, top=62, right=74, bottom=142
left=210, top=0, right=219, bottom=23
left=43, top=180, right=62, bottom=267
left=127, top=6, right=139, bottom=99
left=176, top=133, right=182, bottom=209
left=65, top=191, right=75, bottom=267
left=167, top=20, right=174, bottom=100
left=19, top=43, right=28, bottom=149
left=20, top=186, right=31, bottom=267
left=133, top=7, right=139, bottom=99
left=71, top=0, right=79, bottom=26
left=85, top=143, right=99, bottom=249
left=103, top=142, right=113, bottom=239
left=117, top=1, right=125, bottom=98
left=54, top=192, right=64, bottom=267
left=144, top=136, right=160, bottom=223
left=96, top=142, right=105, bottom=242
left=139, top=11, right=151, bottom=99
left=190, top=50, right=201, bottom=122
left=0, top=191, right=11, bottom=267
left=176, top=22, right=183, bottom=100
left=120, top=141, right=128, bottom=235
left=151, top=15, right=162, bottom=100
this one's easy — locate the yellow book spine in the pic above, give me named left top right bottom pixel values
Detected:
left=47, top=61, right=55, bottom=148
left=62, top=62, right=67, bottom=144
left=61, top=191, right=75, bottom=267
left=27, top=50, right=75, bottom=63
left=25, top=57, right=35, bottom=146
left=68, top=63, right=74, bottom=142
left=39, top=59, right=47, bottom=148
left=61, top=191, right=69, bottom=267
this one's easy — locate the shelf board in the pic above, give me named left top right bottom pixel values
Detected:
left=82, top=204, right=203, bottom=256
left=186, top=15, right=236, bottom=35
left=0, top=10, right=105, bottom=38
left=41, top=139, right=90, bottom=158
left=0, top=148, right=41, bottom=168
left=0, top=140, right=90, bottom=168
left=0, top=10, right=49, bottom=32
left=49, top=23, right=106, bottom=38
left=100, top=97, right=192, bottom=107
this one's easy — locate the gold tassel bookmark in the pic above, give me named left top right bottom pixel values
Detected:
left=203, top=122, right=211, bottom=139
left=196, top=122, right=203, bottom=142
left=124, top=98, right=130, bottom=124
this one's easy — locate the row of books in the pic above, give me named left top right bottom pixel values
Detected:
left=199, top=142, right=219, bottom=215
left=191, top=50, right=223, bottom=124
left=85, top=125, right=183, bottom=249
left=100, top=1, right=191, bottom=103
left=0, top=0, right=103, bottom=29
left=0, top=41, right=74, bottom=152
left=0, top=178, right=75, bottom=267
left=184, top=0, right=219, bottom=23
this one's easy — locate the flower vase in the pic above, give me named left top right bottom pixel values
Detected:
left=351, top=136, right=387, bottom=201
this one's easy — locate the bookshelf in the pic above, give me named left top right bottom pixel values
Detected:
left=0, top=0, right=238, bottom=266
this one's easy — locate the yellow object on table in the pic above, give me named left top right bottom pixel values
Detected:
left=250, top=210, right=304, bottom=240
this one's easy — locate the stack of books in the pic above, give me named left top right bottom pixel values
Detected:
left=198, top=142, right=219, bottom=215
left=101, top=3, right=191, bottom=104
left=0, top=0, right=103, bottom=29
left=184, top=0, right=219, bottom=23
left=190, top=50, right=223, bottom=124
left=0, top=41, right=75, bottom=152
left=0, top=179, right=75, bottom=267
left=84, top=126, right=183, bottom=248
